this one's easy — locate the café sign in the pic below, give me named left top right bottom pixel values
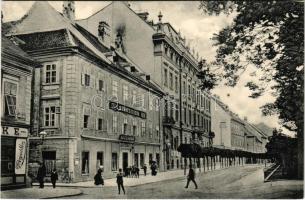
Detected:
left=119, top=134, right=136, bottom=142
left=109, top=101, right=147, bottom=119
left=1, top=126, right=28, bottom=137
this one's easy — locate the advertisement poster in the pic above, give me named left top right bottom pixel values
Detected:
left=15, top=139, right=27, bottom=174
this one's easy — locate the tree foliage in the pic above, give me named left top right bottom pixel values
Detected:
left=199, top=1, right=304, bottom=135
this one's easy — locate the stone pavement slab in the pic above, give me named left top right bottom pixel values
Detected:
left=1, top=187, right=82, bottom=199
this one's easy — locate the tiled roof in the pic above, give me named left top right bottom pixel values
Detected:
left=15, top=29, right=72, bottom=51
left=2, top=36, right=36, bottom=64
left=6, top=1, right=110, bottom=64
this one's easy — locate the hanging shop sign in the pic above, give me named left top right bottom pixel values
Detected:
left=119, top=134, right=136, bottom=142
left=15, top=139, right=27, bottom=174
left=1, top=126, right=28, bottom=137
left=109, top=101, right=146, bottom=119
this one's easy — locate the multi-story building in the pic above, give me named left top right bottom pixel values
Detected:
left=5, top=1, right=164, bottom=181
left=210, top=95, right=232, bottom=148
left=230, top=113, right=246, bottom=150
left=77, top=1, right=212, bottom=171
left=1, top=36, right=38, bottom=189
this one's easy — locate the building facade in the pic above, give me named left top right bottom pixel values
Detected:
left=6, top=1, right=164, bottom=182
left=210, top=95, right=232, bottom=148
left=1, top=36, right=38, bottom=189
left=77, top=1, right=212, bottom=171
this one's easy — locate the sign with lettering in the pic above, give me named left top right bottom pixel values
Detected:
left=15, top=139, right=27, bottom=174
left=1, top=126, right=28, bottom=137
left=119, top=134, right=136, bottom=142
left=109, top=101, right=147, bottom=119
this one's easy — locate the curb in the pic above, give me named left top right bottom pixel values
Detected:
left=43, top=191, right=83, bottom=199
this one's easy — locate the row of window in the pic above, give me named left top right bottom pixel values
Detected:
left=81, top=151, right=160, bottom=174
left=83, top=114, right=159, bottom=139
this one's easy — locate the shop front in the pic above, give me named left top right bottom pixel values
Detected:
left=1, top=126, right=29, bottom=190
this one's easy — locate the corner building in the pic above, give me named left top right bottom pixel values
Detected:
left=78, top=1, right=212, bottom=171
left=6, top=2, right=163, bottom=182
left=1, top=36, right=38, bottom=189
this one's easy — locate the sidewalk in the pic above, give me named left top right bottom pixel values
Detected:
left=32, top=164, right=263, bottom=188
left=1, top=187, right=82, bottom=199
left=33, top=169, right=187, bottom=188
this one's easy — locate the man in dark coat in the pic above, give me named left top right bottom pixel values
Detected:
left=50, top=168, right=58, bottom=188
left=116, top=168, right=125, bottom=195
left=143, top=164, right=147, bottom=176
left=37, top=162, right=46, bottom=188
left=185, top=165, right=198, bottom=189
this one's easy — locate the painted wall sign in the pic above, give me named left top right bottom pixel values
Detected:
left=119, top=134, right=136, bottom=142
left=109, top=101, right=147, bottom=119
left=15, top=139, right=27, bottom=174
left=1, top=126, right=28, bottom=137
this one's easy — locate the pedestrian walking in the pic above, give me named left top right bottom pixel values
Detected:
left=185, top=165, right=198, bottom=189
left=151, top=162, right=157, bottom=176
left=135, top=166, right=140, bottom=178
left=116, top=168, right=125, bottom=195
left=50, top=168, right=58, bottom=188
left=94, top=166, right=104, bottom=186
left=37, top=162, right=46, bottom=189
left=143, top=164, right=147, bottom=176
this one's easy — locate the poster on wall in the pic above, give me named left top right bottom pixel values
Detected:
left=15, top=139, right=27, bottom=174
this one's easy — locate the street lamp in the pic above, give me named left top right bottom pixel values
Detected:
left=38, top=131, right=47, bottom=145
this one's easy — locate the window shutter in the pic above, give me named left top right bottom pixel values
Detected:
left=81, top=74, right=85, bottom=85
left=96, top=78, right=99, bottom=91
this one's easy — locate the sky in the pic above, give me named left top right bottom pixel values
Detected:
left=1, top=1, right=294, bottom=136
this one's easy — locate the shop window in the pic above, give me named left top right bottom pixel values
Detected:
left=149, top=154, right=153, bottom=165
left=45, top=63, right=57, bottom=84
left=1, top=138, right=15, bottom=175
left=83, top=115, right=89, bottom=128
left=82, top=152, right=89, bottom=175
left=134, top=153, right=139, bottom=167
left=140, top=153, right=145, bottom=168
left=112, top=153, right=118, bottom=171
left=97, top=152, right=104, bottom=169
left=42, top=151, right=56, bottom=176
left=156, top=153, right=160, bottom=167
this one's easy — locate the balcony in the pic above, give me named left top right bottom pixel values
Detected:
left=162, top=116, right=175, bottom=127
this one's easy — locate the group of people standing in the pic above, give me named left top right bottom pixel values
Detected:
left=36, top=162, right=58, bottom=189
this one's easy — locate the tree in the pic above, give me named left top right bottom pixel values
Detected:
left=199, top=1, right=304, bottom=137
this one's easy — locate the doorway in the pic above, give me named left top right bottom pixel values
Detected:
left=122, top=152, right=128, bottom=171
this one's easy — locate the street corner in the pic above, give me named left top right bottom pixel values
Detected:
left=1, top=187, right=83, bottom=199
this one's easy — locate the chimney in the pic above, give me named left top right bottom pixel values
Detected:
left=63, top=1, right=75, bottom=21
left=98, top=21, right=111, bottom=48
left=244, top=117, right=248, bottom=121
left=137, top=12, right=149, bottom=21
